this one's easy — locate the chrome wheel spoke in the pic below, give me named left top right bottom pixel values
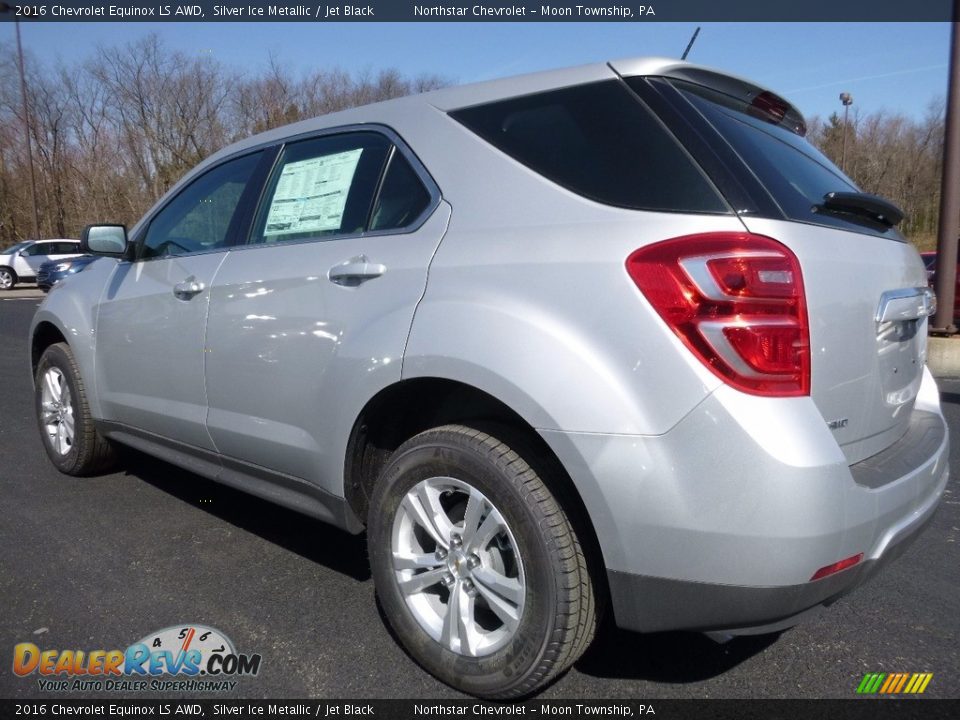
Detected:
left=472, top=566, right=523, bottom=606
left=472, top=569, right=522, bottom=630
left=460, top=489, right=485, bottom=546
left=398, top=567, right=447, bottom=595
left=393, top=551, right=443, bottom=571
left=55, top=422, right=68, bottom=455
left=44, top=371, right=62, bottom=404
left=441, top=582, right=480, bottom=655
left=466, top=507, right=506, bottom=554
left=41, top=402, right=58, bottom=424
left=62, top=409, right=75, bottom=439
left=403, top=484, right=453, bottom=549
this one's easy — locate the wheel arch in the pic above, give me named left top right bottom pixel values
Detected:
left=344, top=376, right=609, bottom=602
left=31, top=321, right=68, bottom=374
left=30, top=299, right=104, bottom=420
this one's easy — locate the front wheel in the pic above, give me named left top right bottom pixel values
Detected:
left=34, top=342, right=117, bottom=475
left=368, top=425, right=597, bottom=698
left=0, top=267, right=16, bottom=290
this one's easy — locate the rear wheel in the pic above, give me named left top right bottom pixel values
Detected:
left=35, top=342, right=116, bottom=475
left=368, top=424, right=596, bottom=698
left=0, top=267, right=16, bottom=290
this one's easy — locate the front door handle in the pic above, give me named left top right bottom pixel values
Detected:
left=328, top=255, right=386, bottom=287
left=173, top=277, right=205, bottom=300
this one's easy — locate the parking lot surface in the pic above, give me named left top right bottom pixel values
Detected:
left=1, top=298, right=958, bottom=699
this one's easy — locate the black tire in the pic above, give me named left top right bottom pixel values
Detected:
left=34, top=342, right=117, bottom=475
left=367, top=424, right=596, bottom=698
left=0, top=266, right=16, bottom=291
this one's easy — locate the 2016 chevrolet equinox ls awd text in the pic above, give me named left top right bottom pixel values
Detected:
left=31, top=57, right=948, bottom=698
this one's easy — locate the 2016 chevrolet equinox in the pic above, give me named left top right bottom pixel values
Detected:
left=31, top=57, right=948, bottom=698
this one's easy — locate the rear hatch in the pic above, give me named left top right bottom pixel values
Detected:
left=619, top=64, right=931, bottom=464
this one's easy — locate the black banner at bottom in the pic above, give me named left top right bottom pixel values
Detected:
left=2, top=699, right=959, bottom=720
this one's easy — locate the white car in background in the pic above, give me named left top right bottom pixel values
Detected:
left=0, top=239, right=83, bottom=290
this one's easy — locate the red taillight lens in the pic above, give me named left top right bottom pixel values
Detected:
left=810, top=553, right=863, bottom=581
left=626, top=233, right=810, bottom=397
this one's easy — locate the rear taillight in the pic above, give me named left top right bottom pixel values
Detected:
left=626, top=232, right=810, bottom=397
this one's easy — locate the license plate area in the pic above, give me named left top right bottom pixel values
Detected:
left=875, top=288, right=932, bottom=408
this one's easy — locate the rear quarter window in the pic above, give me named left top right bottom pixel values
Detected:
left=669, top=80, right=904, bottom=240
left=450, top=80, right=728, bottom=214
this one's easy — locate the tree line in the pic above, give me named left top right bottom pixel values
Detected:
left=0, top=34, right=445, bottom=248
left=0, top=35, right=947, bottom=250
left=807, top=101, right=945, bottom=248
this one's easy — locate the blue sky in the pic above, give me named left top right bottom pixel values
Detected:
left=0, top=21, right=951, bottom=122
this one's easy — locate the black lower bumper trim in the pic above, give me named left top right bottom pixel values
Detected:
left=608, top=506, right=935, bottom=634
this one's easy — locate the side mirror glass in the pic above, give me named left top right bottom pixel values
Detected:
left=82, top=225, right=128, bottom=257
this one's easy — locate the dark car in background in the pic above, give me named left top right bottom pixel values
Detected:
left=0, top=239, right=83, bottom=290
left=36, top=255, right=99, bottom=292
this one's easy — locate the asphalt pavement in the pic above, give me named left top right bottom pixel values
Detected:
left=1, top=297, right=958, bottom=700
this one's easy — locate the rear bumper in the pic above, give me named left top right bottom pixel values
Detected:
left=606, top=480, right=941, bottom=634
left=540, top=366, right=949, bottom=634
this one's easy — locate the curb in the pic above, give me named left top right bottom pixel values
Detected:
left=0, top=286, right=44, bottom=300
left=928, top=336, right=960, bottom=378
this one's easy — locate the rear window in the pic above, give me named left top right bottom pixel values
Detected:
left=667, top=79, right=904, bottom=240
left=450, top=80, right=727, bottom=214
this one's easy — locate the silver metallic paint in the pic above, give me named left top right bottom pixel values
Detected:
left=29, top=57, right=950, bottom=630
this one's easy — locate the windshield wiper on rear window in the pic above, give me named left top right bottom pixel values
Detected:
left=814, top=191, right=904, bottom=228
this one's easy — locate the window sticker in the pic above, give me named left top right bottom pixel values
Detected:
left=263, top=148, right=363, bottom=237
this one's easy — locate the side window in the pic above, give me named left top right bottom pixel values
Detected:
left=369, top=151, right=432, bottom=231
left=141, top=151, right=263, bottom=259
left=251, top=133, right=390, bottom=244
left=23, top=244, right=47, bottom=257
left=451, top=81, right=727, bottom=213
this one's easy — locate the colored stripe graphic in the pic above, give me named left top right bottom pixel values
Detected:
left=857, top=672, right=933, bottom=694
left=893, top=673, right=909, bottom=693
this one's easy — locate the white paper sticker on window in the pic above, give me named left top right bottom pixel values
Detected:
left=263, top=148, right=363, bottom=237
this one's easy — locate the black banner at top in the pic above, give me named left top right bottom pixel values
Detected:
left=0, top=0, right=954, bottom=23
left=1, top=700, right=959, bottom=720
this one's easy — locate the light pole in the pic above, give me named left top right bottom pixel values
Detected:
left=932, top=0, right=960, bottom=334
left=839, top=92, right=853, bottom=173
left=0, top=2, right=41, bottom=240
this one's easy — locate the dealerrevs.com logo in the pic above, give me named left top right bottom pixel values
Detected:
left=13, top=624, right=262, bottom=693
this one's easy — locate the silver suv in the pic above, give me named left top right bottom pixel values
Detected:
left=31, top=57, right=948, bottom=698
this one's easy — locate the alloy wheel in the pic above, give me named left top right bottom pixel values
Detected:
left=391, top=476, right=526, bottom=657
left=40, top=367, right=74, bottom=455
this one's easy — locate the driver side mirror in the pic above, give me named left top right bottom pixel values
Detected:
left=81, top=224, right=128, bottom=258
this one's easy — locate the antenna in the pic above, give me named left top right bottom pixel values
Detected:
left=681, top=27, right=701, bottom=61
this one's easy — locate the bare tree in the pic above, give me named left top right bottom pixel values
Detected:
left=0, top=40, right=453, bottom=249
left=808, top=100, right=945, bottom=249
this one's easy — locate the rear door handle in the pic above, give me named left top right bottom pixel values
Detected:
left=328, top=255, right=386, bottom=287
left=876, top=287, right=935, bottom=323
left=173, top=277, right=205, bottom=300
